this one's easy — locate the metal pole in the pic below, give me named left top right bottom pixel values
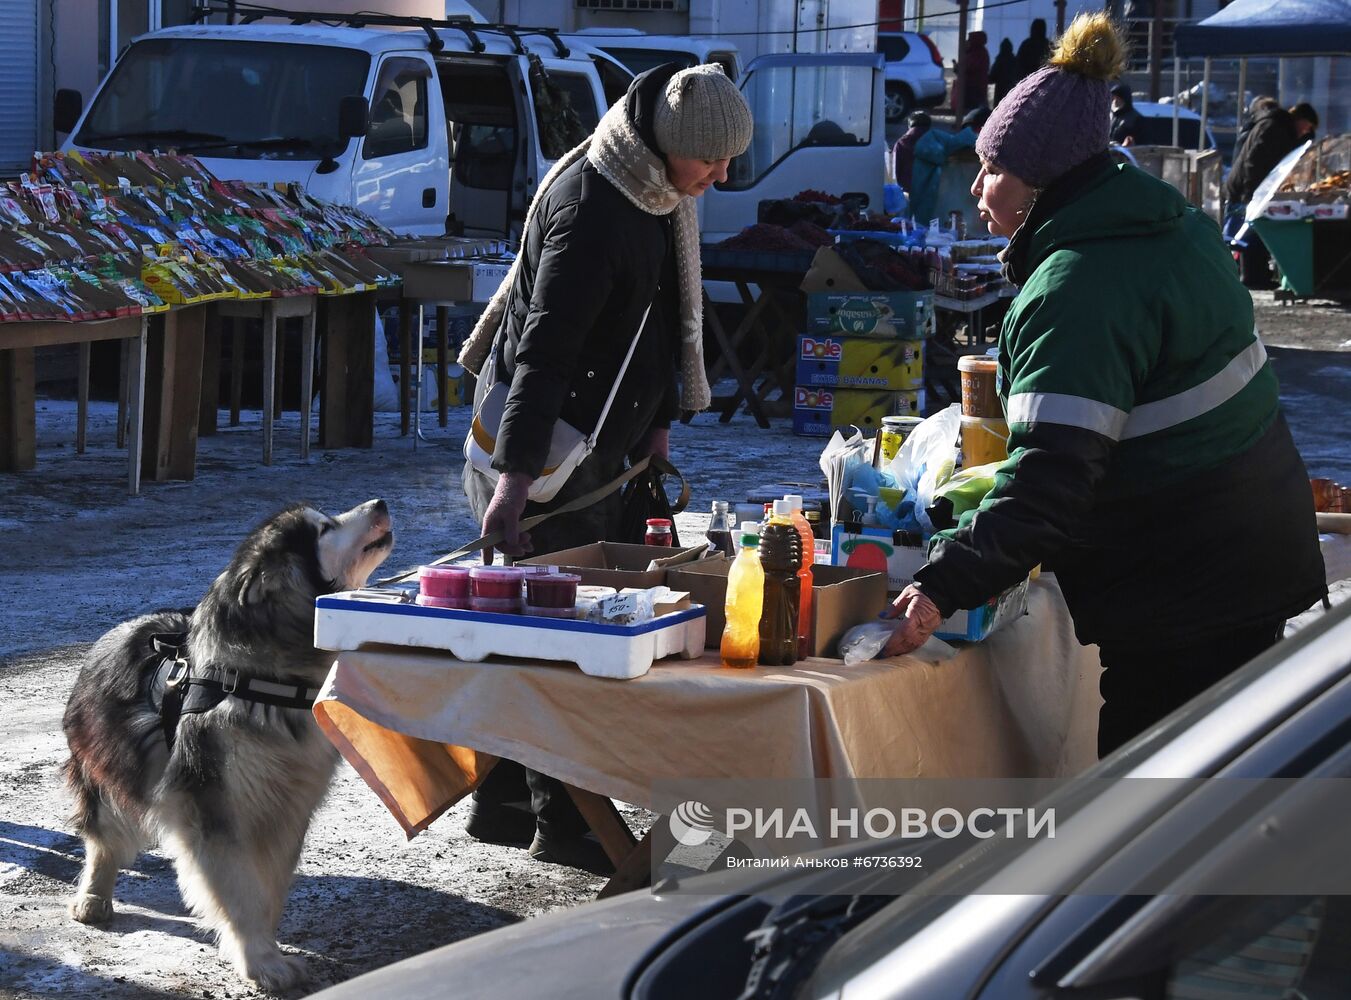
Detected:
left=1056, top=0, right=1067, bottom=35
left=1235, top=57, right=1248, bottom=159
left=954, top=0, right=969, bottom=118
left=1199, top=57, right=1211, bottom=150
left=1148, top=15, right=1162, bottom=101
left=1172, top=54, right=1181, bottom=146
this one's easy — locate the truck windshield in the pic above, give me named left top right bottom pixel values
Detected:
left=75, top=38, right=371, bottom=159
left=600, top=47, right=697, bottom=77
left=723, top=62, right=874, bottom=190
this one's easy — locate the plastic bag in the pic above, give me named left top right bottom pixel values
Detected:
left=928, top=461, right=1002, bottom=530
left=838, top=621, right=899, bottom=665
left=887, top=404, right=962, bottom=536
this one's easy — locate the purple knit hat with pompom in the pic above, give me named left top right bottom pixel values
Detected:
left=975, top=14, right=1124, bottom=188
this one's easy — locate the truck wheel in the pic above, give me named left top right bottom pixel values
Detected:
left=885, top=84, right=914, bottom=124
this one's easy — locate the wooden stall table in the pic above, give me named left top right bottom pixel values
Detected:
left=314, top=576, right=1101, bottom=898
left=2, top=313, right=149, bottom=495
left=204, top=295, right=318, bottom=465
left=697, top=254, right=813, bottom=428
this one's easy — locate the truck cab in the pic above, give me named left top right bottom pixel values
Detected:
left=563, top=28, right=741, bottom=81
left=700, top=51, right=888, bottom=245
left=62, top=20, right=613, bottom=239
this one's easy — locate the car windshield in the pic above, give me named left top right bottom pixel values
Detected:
left=600, top=47, right=697, bottom=76
left=75, top=38, right=371, bottom=159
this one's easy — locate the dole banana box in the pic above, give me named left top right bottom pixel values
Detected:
left=791, top=386, right=924, bottom=437
left=806, top=290, right=934, bottom=338
left=796, top=335, right=924, bottom=391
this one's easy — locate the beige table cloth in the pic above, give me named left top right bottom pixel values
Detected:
left=313, top=577, right=1102, bottom=838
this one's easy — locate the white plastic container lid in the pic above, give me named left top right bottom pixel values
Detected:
left=738, top=521, right=760, bottom=534
left=772, top=499, right=793, bottom=517
left=785, top=494, right=804, bottom=511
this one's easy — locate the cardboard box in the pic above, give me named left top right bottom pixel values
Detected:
left=665, top=560, right=888, bottom=657
left=830, top=524, right=1029, bottom=641
left=792, top=386, right=924, bottom=437
left=806, top=291, right=935, bottom=338
left=796, top=335, right=924, bottom=391
left=520, top=542, right=707, bottom=591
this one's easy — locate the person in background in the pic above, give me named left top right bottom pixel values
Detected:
left=963, top=31, right=992, bottom=114
left=880, top=14, right=1325, bottom=758
left=1109, top=81, right=1142, bottom=146
left=455, top=63, right=752, bottom=873
left=1016, top=18, right=1052, bottom=83
left=909, top=105, right=990, bottom=225
left=892, top=110, right=932, bottom=193
left=990, top=38, right=1019, bottom=106
left=1225, top=100, right=1319, bottom=289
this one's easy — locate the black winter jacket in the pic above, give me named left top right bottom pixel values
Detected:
left=1226, top=106, right=1303, bottom=204
left=484, top=153, right=681, bottom=480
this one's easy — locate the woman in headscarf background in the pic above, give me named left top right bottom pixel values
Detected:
left=880, top=15, right=1325, bottom=758
left=456, top=64, right=753, bottom=872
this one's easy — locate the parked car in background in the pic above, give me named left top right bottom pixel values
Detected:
left=876, top=30, right=946, bottom=122
left=1125, top=101, right=1219, bottom=150
left=308, top=590, right=1351, bottom=999
left=564, top=28, right=741, bottom=81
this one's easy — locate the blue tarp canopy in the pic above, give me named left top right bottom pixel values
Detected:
left=1174, top=0, right=1351, bottom=58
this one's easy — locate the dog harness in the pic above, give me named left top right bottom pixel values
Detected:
left=146, top=633, right=321, bottom=751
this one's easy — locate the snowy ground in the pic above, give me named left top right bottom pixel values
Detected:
left=0, top=392, right=824, bottom=1000
left=3, top=299, right=1349, bottom=998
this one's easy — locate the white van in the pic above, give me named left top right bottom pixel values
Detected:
left=59, top=19, right=618, bottom=238
left=563, top=28, right=741, bottom=81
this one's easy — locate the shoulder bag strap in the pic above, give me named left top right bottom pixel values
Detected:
left=587, top=303, right=653, bottom=448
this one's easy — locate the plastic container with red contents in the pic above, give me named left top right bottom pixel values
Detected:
left=416, top=593, right=470, bottom=610
left=419, top=565, right=470, bottom=600
left=469, top=595, right=524, bottom=614
left=469, top=565, right=526, bottom=600
left=525, top=573, right=581, bottom=612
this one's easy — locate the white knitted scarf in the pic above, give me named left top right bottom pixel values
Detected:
left=457, top=101, right=711, bottom=412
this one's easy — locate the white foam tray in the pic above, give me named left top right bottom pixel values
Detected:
left=314, top=591, right=707, bottom=680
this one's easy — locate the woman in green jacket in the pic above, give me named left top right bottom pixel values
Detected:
left=882, top=14, right=1326, bottom=757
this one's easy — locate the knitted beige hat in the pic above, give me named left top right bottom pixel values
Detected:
left=653, top=64, right=754, bottom=160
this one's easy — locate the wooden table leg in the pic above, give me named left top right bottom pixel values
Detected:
left=319, top=293, right=374, bottom=450
left=699, top=290, right=770, bottom=429
left=126, top=320, right=147, bottom=496
left=77, top=342, right=90, bottom=454
left=262, top=302, right=277, bottom=466
left=563, top=784, right=637, bottom=870
left=436, top=305, right=448, bottom=428
left=300, top=303, right=316, bottom=462
left=398, top=298, right=413, bottom=437
left=229, top=320, right=244, bottom=427
left=596, top=825, right=656, bottom=900
left=0, top=347, right=36, bottom=472
left=274, top=318, right=285, bottom=421
left=142, top=307, right=206, bottom=482
left=117, top=337, right=129, bottom=449
left=199, top=309, right=221, bottom=437
left=717, top=285, right=777, bottom=425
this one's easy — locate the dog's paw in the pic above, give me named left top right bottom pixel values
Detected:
left=237, top=948, right=309, bottom=993
left=68, top=893, right=114, bottom=924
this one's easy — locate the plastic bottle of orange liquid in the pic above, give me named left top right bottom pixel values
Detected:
left=720, top=522, right=764, bottom=669
left=785, top=495, right=816, bottom=658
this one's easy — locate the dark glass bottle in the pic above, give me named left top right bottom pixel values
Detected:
left=758, top=502, right=802, bottom=666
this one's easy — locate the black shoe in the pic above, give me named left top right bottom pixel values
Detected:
left=528, top=830, right=617, bottom=877
left=464, top=798, right=537, bottom=846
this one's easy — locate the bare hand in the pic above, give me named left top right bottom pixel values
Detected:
left=879, top=584, right=943, bottom=657
left=482, top=472, right=533, bottom=563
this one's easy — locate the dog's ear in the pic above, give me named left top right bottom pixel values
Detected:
left=236, top=566, right=281, bottom=607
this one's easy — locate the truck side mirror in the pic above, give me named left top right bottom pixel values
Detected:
left=54, top=89, right=83, bottom=135
left=338, top=95, right=369, bottom=140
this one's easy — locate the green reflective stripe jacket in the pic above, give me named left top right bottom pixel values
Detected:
left=915, top=164, right=1325, bottom=645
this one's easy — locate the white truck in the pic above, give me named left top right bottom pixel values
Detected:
left=57, top=7, right=888, bottom=245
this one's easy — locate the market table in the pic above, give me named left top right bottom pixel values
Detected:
left=313, top=576, right=1101, bottom=895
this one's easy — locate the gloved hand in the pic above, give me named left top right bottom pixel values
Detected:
left=482, top=471, right=533, bottom=563
left=879, top=583, right=944, bottom=657
left=635, top=426, right=670, bottom=461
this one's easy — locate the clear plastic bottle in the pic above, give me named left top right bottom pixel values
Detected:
left=706, top=500, right=735, bottom=558
left=784, top=495, right=816, bottom=658
left=720, top=522, right=764, bottom=669
left=758, top=500, right=802, bottom=666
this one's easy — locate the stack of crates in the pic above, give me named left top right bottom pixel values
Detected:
left=791, top=289, right=934, bottom=437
